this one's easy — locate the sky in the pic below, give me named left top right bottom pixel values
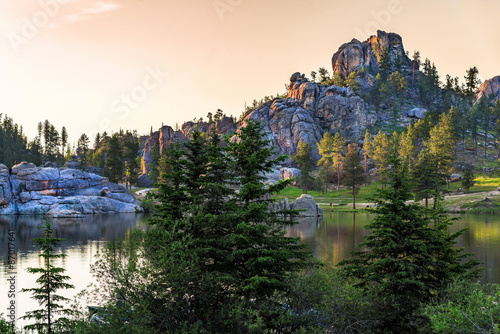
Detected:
left=1, top=0, right=500, bottom=145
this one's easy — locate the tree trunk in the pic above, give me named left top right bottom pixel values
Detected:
left=352, top=187, right=356, bottom=210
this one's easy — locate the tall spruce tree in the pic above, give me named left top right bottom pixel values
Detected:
left=21, top=220, right=75, bottom=334
left=340, top=156, right=479, bottom=333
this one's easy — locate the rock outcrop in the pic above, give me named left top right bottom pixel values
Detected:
left=331, top=30, right=415, bottom=93
left=476, top=76, right=500, bottom=102
left=139, top=117, right=237, bottom=187
left=0, top=162, right=141, bottom=216
left=241, top=71, right=377, bottom=161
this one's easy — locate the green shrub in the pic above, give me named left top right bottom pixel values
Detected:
left=424, top=280, right=500, bottom=333
left=100, top=189, right=107, bottom=197
left=139, top=198, right=155, bottom=213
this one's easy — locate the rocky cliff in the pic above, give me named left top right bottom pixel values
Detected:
left=0, top=162, right=141, bottom=217
left=241, top=72, right=377, bottom=160
left=476, top=76, right=500, bottom=102
left=332, top=30, right=414, bottom=92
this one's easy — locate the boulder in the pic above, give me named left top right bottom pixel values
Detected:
left=11, top=162, right=36, bottom=174
left=406, top=107, right=425, bottom=119
left=290, top=194, right=324, bottom=217
left=450, top=173, right=462, bottom=182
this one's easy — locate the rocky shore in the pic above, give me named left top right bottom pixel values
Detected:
left=0, top=162, right=142, bottom=217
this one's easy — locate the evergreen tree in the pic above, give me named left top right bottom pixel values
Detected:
left=316, top=132, right=335, bottom=193
left=123, top=138, right=140, bottom=189
left=106, top=134, right=123, bottom=183
left=340, top=156, right=479, bottom=333
left=462, top=169, right=476, bottom=193
left=411, top=50, right=421, bottom=88
left=464, top=66, right=481, bottom=97
left=370, top=130, right=391, bottom=187
left=292, top=141, right=315, bottom=193
left=425, top=111, right=457, bottom=190
left=412, top=149, right=444, bottom=209
left=76, top=133, right=90, bottom=166
left=378, top=47, right=393, bottom=81
left=332, top=71, right=345, bottom=87
left=21, top=220, right=75, bottom=334
left=341, top=143, right=366, bottom=209
left=318, top=67, right=331, bottom=86
left=60, top=127, right=68, bottom=157
left=345, top=72, right=359, bottom=93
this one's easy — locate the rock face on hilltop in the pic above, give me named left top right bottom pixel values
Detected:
left=138, top=117, right=237, bottom=187
left=241, top=72, right=377, bottom=161
left=331, top=30, right=415, bottom=92
left=0, top=162, right=141, bottom=217
left=476, top=76, right=500, bottom=102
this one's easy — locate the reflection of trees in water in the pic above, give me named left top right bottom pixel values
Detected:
left=285, top=212, right=500, bottom=283
left=0, top=214, right=149, bottom=259
left=286, top=212, right=371, bottom=265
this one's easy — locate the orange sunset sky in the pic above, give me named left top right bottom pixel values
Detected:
left=1, top=0, right=499, bottom=144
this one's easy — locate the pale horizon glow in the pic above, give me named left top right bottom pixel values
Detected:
left=1, top=0, right=500, bottom=145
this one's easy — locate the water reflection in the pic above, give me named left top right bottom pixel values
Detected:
left=1, top=211, right=499, bottom=329
left=286, top=212, right=500, bottom=284
left=0, top=214, right=149, bottom=328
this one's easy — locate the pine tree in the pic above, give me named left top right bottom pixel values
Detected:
left=292, top=141, right=315, bottom=193
left=345, top=72, right=359, bottom=94
left=317, top=132, right=345, bottom=193
left=425, top=111, right=457, bottom=190
left=106, top=134, right=123, bottom=183
left=76, top=133, right=90, bottom=166
left=123, top=138, right=140, bottom=189
left=60, top=127, right=68, bottom=157
left=378, top=47, right=392, bottom=81
left=21, top=220, right=75, bottom=334
left=462, top=169, right=476, bottom=193
left=341, top=144, right=366, bottom=209
left=371, top=130, right=391, bottom=187
left=340, top=156, right=479, bottom=332
left=316, top=132, right=335, bottom=193
left=464, top=66, right=481, bottom=97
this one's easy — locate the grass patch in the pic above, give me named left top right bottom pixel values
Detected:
left=275, top=181, right=383, bottom=207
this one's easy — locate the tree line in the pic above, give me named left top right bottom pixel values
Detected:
left=292, top=108, right=479, bottom=209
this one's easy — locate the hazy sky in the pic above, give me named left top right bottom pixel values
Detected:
left=1, top=0, right=500, bottom=145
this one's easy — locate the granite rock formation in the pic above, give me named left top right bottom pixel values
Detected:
left=138, top=117, right=237, bottom=187
left=331, top=30, right=415, bottom=92
left=240, top=71, right=377, bottom=161
left=476, top=76, right=500, bottom=102
left=0, top=162, right=141, bottom=217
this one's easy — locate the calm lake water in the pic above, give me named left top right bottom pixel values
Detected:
left=1, top=212, right=499, bottom=328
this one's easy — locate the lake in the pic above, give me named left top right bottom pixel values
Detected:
left=1, top=212, right=499, bottom=328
